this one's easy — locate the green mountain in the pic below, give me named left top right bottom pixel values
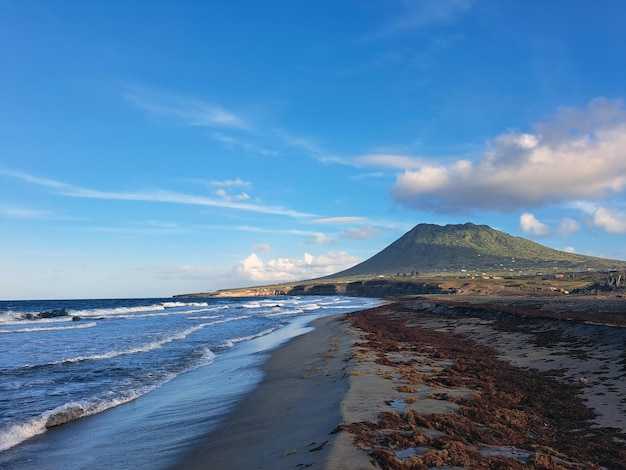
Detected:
left=326, top=223, right=625, bottom=278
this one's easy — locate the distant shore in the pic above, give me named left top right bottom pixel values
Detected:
left=172, top=294, right=626, bottom=469
left=174, top=270, right=625, bottom=300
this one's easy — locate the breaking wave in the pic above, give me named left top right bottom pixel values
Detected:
left=0, top=322, right=97, bottom=334
left=0, top=346, right=217, bottom=452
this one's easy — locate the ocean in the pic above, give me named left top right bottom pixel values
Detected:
left=0, top=295, right=381, bottom=469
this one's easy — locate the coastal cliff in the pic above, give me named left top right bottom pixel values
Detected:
left=175, top=279, right=451, bottom=298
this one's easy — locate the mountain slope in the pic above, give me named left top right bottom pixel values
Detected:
left=326, top=223, right=625, bottom=278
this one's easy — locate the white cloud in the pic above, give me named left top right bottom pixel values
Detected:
left=563, top=246, right=576, bottom=253
left=236, top=253, right=265, bottom=278
left=592, top=207, right=626, bottom=234
left=234, top=251, right=361, bottom=283
left=519, top=213, right=551, bottom=237
left=557, top=218, right=580, bottom=236
left=390, top=98, right=626, bottom=214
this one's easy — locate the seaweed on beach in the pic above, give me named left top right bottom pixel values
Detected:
left=343, top=303, right=626, bottom=470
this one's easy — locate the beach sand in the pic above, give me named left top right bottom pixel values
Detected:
left=173, top=295, right=626, bottom=469
left=172, top=314, right=357, bottom=469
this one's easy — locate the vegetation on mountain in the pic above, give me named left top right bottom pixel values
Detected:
left=325, top=223, right=625, bottom=279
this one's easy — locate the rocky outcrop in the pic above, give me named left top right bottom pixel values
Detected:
left=23, top=308, right=69, bottom=320
left=286, top=280, right=450, bottom=298
left=344, top=280, right=448, bottom=297
left=289, top=284, right=339, bottom=296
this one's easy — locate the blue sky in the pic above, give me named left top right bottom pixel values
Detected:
left=1, top=0, right=625, bottom=300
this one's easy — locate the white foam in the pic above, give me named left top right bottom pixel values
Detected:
left=217, top=339, right=235, bottom=348
left=0, top=396, right=139, bottom=452
left=0, top=415, right=48, bottom=452
left=0, top=311, right=19, bottom=323
left=46, top=324, right=206, bottom=365
left=40, top=316, right=248, bottom=366
left=0, top=322, right=97, bottom=334
left=302, top=303, right=321, bottom=311
left=0, top=314, right=74, bottom=326
left=161, top=301, right=209, bottom=308
left=241, top=301, right=262, bottom=308
left=264, top=308, right=304, bottom=317
left=186, top=315, right=221, bottom=320
left=200, top=346, right=217, bottom=360
left=70, top=304, right=167, bottom=317
left=204, top=315, right=251, bottom=326
left=0, top=346, right=218, bottom=452
left=230, top=326, right=278, bottom=344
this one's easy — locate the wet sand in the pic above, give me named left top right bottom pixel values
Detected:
left=173, top=295, right=626, bottom=469
left=172, top=314, right=356, bottom=469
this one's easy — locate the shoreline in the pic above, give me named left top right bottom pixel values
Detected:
left=171, top=313, right=355, bottom=469
left=172, top=296, right=626, bottom=469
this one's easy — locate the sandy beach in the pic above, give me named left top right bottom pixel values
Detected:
left=173, top=295, right=626, bottom=470
left=172, top=314, right=356, bottom=469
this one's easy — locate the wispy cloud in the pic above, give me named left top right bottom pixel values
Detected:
left=0, top=204, right=55, bottom=219
left=314, top=216, right=367, bottom=224
left=87, top=225, right=191, bottom=236
left=252, top=243, right=272, bottom=252
left=210, top=132, right=280, bottom=156
left=270, top=128, right=327, bottom=158
left=0, top=200, right=86, bottom=222
left=398, top=0, right=472, bottom=28
left=372, top=0, right=473, bottom=38
left=320, top=152, right=461, bottom=171
left=557, top=218, right=580, bottom=236
left=214, top=188, right=250, bottom=202
left=350, top=172, right=387, bottom=181
left=209, top=177, right=252, bottom=188
left=353, top=154, right=429, bottom=170
left=305, top=232, right=336, bottom=245
left=341, top=223, right=383, bottom=240
left=124, top=90, right=248, bottom=130
left=125, top=88, right=326, bottom=160
left=1, top=169, right=314, bottom=218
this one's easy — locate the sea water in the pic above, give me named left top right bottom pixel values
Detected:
left=0, top=296, right=380, bottom=469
